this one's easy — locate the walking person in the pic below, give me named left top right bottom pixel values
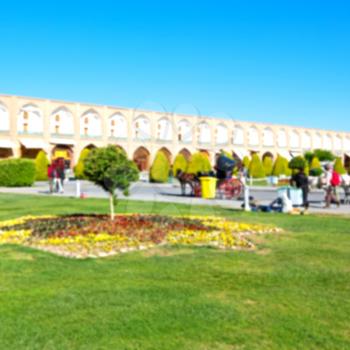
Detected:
left=323, top=164, right=341, bottom=208
left=56, top=158, right=66, bottom=194
left=290, top=167, right=309, bottom=210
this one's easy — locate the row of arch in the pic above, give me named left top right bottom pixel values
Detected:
left=1, top=101, right=349, bottom=150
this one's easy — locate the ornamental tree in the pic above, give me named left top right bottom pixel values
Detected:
left=334, top=157, right=346, bottom=175
left=74, top=148, right=91, bottom=179
left=248, top=153, right=265, bottom=178
left=314, top=149, right=335, bottom=162
left=289, top=156, right=307, bottom=170
left=187, top=152, right=212, bottom=175
left=263, top=156, right=273, bottom=176
left=272, top=155, right=287, bottom=176
left=35, top=150, right=49, bottom=181
left=309, top=156, right=323, bottom=176
left=150, top=151, right=170, bottom=183
left=242, top=156, right=250, bottom=170
left=173, top=153, right=188, bottom=176
left=84, top=146, right=139, bottom=220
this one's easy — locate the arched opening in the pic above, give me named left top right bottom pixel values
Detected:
left=109, top=113, right=127, bottom=139
left=50, top=107, right=74, bottom=136
left=134, top=115, right=151, bottom=140
left=52, top=145, right=74, bottom=169
left=157, top=118, right=173, bottom=141
left=21, top=145, right=43, bottom=159
left=18, top=104, right=43, bottom=134
left=133, top=147, right=150, bottom=171
left=263, top=128, right=274, bottom=147
left=215, top=124, right=228, bottom=145
left=0, top=148, right=13, bottom=159
left=179, top=148, right=191, bottom=161
left=344, top=154, right=350, bottom=171
left=233, top=125, right=244, bottom=145
left=159, top=147, right=172, bottom=163
left=177, top=120, right=192, bottom=143
left=80, top=109, right=102, bottom=137
left=248, top=126, right=259, bottom=146
left=278, top=129, right=287, bottom=148
left=197, top=122, right=211, bottom=144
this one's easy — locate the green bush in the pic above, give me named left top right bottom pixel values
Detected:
left=289, top=156, right=307, bottom=170
left=334, top=157, right=346, bottom=175
left=35, top=150, right=49, bottom=181
left=173, top=153, right=188, bottom=176
left=74, top=148, right=91, bottom=179
left=272, top=155, right=290, bottom=176
left=304, top=151, right=314, bottom=164
left=314, top=149, right=335, bottom=162
left=263, top=156, right=273, bottom=176
left=309, top=156, right=322, bottom=176
left=150, top=151, right=170, bottom=182
left=0, top=159, right=36, bottom=187
left=187, top=152, right=212, bottom=175
left=242, top=156, right=250, bottom=169
left=248, top=154, right=265, bottom=178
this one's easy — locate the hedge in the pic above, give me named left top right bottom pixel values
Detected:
left=150, top=151, right=170, bottom=182
left=272, top=155, right=289, bottom=176
left=173, top=153, right=188, bottom=176
left=35, top=150, right=49, bottom=181
left=242, top=156, right=250, bottom=169
left=248, top=154, right=265, bottom=178
left=0, top=159, right=36, bottom=187
left=309, top=156, right=323, bottom=176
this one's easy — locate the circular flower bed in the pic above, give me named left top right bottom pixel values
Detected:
left=0, top=215, right=281, bottom=258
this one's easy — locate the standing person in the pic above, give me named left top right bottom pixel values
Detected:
left=47, top=164, right=54, bottom=193
left=56, top=158, right=66, bottom=194
left=323, top=164, right=340, bottom=208
left=290, top=167, right=309, bottom=209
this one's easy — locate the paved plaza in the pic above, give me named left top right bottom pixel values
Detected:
left=1, top=180, right=349, bottom=216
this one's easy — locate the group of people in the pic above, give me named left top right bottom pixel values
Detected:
left=47, top=158, right=66, bottom=194
left=291, top=164, right=345, bottom=210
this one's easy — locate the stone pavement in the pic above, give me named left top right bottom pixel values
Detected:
left=0, top=180, right=349, bottom=216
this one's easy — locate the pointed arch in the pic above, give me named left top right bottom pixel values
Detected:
left=277, top=129, right=287, bottom=148
left=50, top=106, right=74, bottom=135
left=233, top=125, right=244, bottom=145
left=197, top=121, right=211, bottom=144
left=262, top=151, right=274, bottom=160
left=262, top=127, right=274, bottom=147
left=158, top=147, right=172, bottom=163
left=157, top=117, right=173, bottom=141
left=248, top=126, right=259, bottom=146
left=17, top=103, right=43, bottom=134
left=177, top=119, right=192, bottom=143
left=109, top=112, right=127, bottom=139
left=80, top=109, right=102, bottom=137
left=133, top=146, right=150, bottom=171
left=133, top=115, right=151, bottom=140
left=215, top=123, right=228, bottom=145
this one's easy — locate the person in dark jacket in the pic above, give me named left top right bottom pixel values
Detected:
left=290, top=168, right=309, bottom=209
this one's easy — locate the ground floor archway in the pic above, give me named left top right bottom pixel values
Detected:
left=262, top=151, right=274, bottom=160
left=133, top=147, right=150, bottom=171
left=179, top=148, right=191, bottom=161
left=344, top=154, right=350, bottom=171
left=20, top=145, right=42, bottom=159
left=52, top=145, right=74, bottom=169
left=0, top=148, right=13, bottom=158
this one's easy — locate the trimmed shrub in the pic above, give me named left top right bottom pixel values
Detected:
left=187, top=152, right=212, bottom=175
left=242, top=156, right=250, bottom=169
left=0, top=159, right=36, bottom=187
left=35, top=150, right=49, bottom=181
left=74, top=148, right=91, bottom=179
left=304, top=151, right=314, bottom=164
left=334, top=157, right=346, bottom=175
left=173, top=153, right=188, bottom=176
left=309, top=156, right=322, bottom=176
left=263, top=156, right=273, bottom=176
left=248, top=154, right=265, bottom=178
left=150, top=151, right=170, bottom=182
left=314, top=149, right=335, bottom=162
left=272, top=155, right=289, bottom=176
left=289, top=156, right=307, bottom=170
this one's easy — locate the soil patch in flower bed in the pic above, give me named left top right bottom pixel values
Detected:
left=0, top=215, right=282, bottom=258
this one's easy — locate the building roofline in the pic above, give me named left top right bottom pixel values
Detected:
left=0, top=92, right=349, bottom=135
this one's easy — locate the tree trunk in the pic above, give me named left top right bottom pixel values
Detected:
left=109, top=193, right=115, bottom=220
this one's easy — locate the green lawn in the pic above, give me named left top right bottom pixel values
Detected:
left=0, top=193, right=349, bottom=350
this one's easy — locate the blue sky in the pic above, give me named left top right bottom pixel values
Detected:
left=0, top=1, right=349, bottom=131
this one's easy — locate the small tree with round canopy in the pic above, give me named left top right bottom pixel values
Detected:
left=84, top=146, right=139, bottom=220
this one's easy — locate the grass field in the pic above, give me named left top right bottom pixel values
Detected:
left=0, top=193, right=349, bottom=349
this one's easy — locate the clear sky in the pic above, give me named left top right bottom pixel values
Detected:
left=0, top=0, right=349, bottom=131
